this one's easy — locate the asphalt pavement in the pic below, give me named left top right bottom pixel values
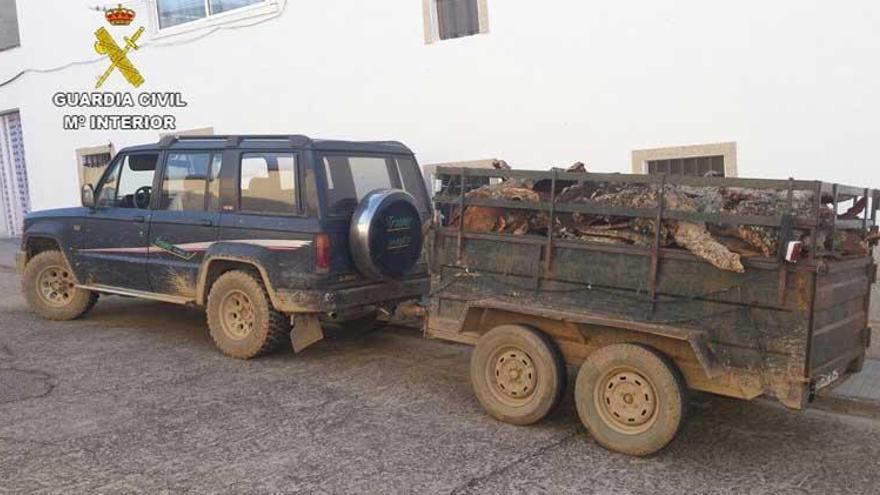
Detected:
left=3, top=239, right=880, bottom=493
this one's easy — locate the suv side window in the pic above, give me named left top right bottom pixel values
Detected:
left=394, top=156, right=430, bottom=215
left=97, top=153, right=159, bottom=209
left=239, top=152, right=297, bottom=213
left=160, top=152, right=212, bottom=211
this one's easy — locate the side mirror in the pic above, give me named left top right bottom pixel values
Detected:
left=81, top=184, right=96, bottom=209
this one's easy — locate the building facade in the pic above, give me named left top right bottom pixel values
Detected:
left=1, top=0, right=879, bottom=236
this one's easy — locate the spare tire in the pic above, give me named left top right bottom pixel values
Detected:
left=349, top=189, right=424, bottom=280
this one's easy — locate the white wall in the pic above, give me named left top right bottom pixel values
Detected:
left=1, top=0, right=879, bottom=212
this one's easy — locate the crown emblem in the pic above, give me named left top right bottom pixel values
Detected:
left=105, top=4, right=135, bottom=26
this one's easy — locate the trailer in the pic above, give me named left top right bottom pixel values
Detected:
left=425, top=166, right=878, bottom=456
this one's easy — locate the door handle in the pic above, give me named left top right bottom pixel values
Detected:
left=133, top=215, right=146, bottom=223
left=200, top=219, right=213, bottom=227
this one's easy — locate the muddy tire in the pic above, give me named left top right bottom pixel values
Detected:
left=206, top=270, right=289, bottom=359
left=575, top=343, right=687, bottom=456
left=22, top=250, right=97, bottom=321
left=470, top=324, right=566, bottom=426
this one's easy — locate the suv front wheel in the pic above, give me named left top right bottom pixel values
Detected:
left=22, top=250, right=98, bottom=321
left=206, top=270, right=289, bottom=359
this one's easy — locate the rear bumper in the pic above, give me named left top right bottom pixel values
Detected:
left=274, top=276, right=430, bottom=313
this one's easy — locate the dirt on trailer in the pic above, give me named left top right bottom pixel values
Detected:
left=453, top=162, right=870, bottom=272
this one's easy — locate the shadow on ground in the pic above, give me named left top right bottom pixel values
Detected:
left=2, top=266, right=880, bottom=493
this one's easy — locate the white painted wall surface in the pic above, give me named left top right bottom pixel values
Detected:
left=1, top=0, right=879, bottom=212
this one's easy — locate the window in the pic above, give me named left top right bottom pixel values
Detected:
left=210, top=0, right=260, bottom=15
left=239, top=152, right=297, bottom=213
left=437, top=0, right=478, bottom=40
left=80, top=152, right=113, bottom=189
left=97, top=160, right=121, bottom=206
left=632, top=142, right=737, bottom=177
left=647, top=156, right=725, bottom=177
left=395, top=157, right=431, bottom=214
left=424, top=0, right=488, bottom=43
left=161, top=152, right=212, bottom=211
left=0, top=0, right=21, bottom=51
left=98, top=154, right=159, bottom=209
left=157, top=0, right=265, bottom=29
left=322, top=155, right=430, bottom=216
left=323, top=156, right=393, bottom=215
left=83, top=153, right=112, bottom=168
left=76, top=144, right=115, bottom=189
left=349, top=157, right=393, bottom=199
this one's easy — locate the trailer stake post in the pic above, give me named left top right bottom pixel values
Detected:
left=648, top=174, right=666, bottom=316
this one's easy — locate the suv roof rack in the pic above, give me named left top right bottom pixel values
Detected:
left=153, top=135, right=413, bottom=153
left=361, top=140, right=410, bottom=151
left=157, top=134, right=312, bottom=149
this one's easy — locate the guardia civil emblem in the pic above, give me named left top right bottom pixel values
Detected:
left=93, top=4, right=145, bottom=89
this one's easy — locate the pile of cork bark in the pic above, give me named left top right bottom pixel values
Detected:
left=455, top=162, right=870, bottom=273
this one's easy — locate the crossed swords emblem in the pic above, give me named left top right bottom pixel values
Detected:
left=93, top=26, right=145, bottom=89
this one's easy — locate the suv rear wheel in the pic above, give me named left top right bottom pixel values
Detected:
left=22, top=250, right=98, bottom=321
left=206, top=270, right=289, bottom=359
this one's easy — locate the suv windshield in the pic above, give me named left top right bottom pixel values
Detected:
left=322, top=154, right=429, bottom=216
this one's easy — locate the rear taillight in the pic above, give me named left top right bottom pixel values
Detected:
left=785, top=241, right=803, bottom=263
left=315, top=234, right=330, bottom=272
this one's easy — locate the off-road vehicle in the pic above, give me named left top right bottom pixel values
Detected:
left=17, top=135, right=430, bottom=358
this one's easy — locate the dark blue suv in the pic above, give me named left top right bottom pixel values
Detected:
left=17, top=135, right=430, bottom=358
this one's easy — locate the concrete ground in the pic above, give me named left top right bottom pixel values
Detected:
left=3, top=239, right=880, bottom=493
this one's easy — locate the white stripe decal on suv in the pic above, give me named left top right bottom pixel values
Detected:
left=79, top=239, right=312, bottom=255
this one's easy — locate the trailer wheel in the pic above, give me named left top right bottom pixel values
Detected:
left=575, top=343, right=687, bottom=456
left=470, top=324, right=566, bottom=425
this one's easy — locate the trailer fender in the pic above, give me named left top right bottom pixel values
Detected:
left=458, top=299, right=724, bottom=380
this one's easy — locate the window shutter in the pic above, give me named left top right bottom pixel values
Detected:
left=646, top=156, right=725, bottom=177
left=0, top=0, right=21, bottom=50
left=437, top=0, right=480, bottom=40
left=83, top=153, right=112, bottom=169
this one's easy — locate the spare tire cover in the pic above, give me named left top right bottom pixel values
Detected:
left=349, top=189, right=424, bottom=280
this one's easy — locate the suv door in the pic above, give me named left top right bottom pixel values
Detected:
left=217, top=149, right=314, bottom=264
left=78, top=152, right=160, bottom=291
left=146, top=151, right=221, bottom=296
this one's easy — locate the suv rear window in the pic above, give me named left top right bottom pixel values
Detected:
left=322, top=154, right=429, bottom=216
